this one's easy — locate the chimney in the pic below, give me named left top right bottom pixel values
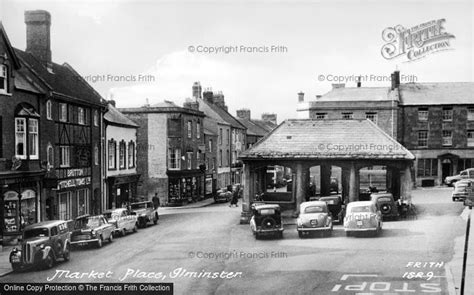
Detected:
left=25, top=10, right=52, bottom=66
left=391, top=70, right=400, bottom=90
left=332, top=83, right=345, bottom=89
left=192, top=82, right=202, bottom=99
left=236, top=109, right=251, bottom=120
left=298, top=92, right=305, bottom=102
left=357, top=76, right=361, bottom=88
left=108, top=100, right=116, bottom=107
left=262, top=113, right=277, bottom=125
left=213, top=91, right=227, bottom=110
left=183, top=98, right=199, bottom=110
left=203, top=89, right=214, bottom=104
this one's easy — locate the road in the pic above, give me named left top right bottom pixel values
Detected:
left=0, top=187, right=467, bottom=295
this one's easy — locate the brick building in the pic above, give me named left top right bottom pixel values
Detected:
left=297, top=71, right=474, bottom=186
left=120, top=101, right=206, bottom=206
left=0, top=11, right=105, bottom=244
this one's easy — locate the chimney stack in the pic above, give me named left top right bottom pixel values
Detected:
left=213, top=91, right=227, bottom=111
left=298, top=92, right=305, bottom=102
left=391, top=70, right=400, bottom=90
left=25, top=10, right=52, bottom=66
left=236, top=109, right=251, bottom=120
left=183, top=98, right=199, bottom=110
left=262, top=113, right=277, bottom=125
left=192, top=82, right=202, bottom=99
left=203, top=89, right=214, bottom=104
left=108, top=100, right=116, bottom=107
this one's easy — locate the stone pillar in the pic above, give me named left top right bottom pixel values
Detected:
left=320, top=163, right=331, bottom=196
left=240, top=163, right=252, bottom=224
left=437, top=159, right=442, bottom=187
left=341, top=167, right=350, bottom=204
left=400, top=164, right=412, bottom=203
left=295, top=163, right=308, bottom=215
left=349, top=162, right=360, bottom=202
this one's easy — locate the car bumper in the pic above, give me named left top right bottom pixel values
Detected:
left=254, top=228, right=284, bottom=234
left=345, top=227, right=378, bottom=232
left=71, top=238, right=99, bottom=246
left=297, top=225, right=332, bottom=232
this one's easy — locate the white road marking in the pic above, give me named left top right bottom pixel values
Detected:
left=341, top=274, right=379, bottom=280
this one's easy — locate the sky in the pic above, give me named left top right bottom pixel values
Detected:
left=1, top=0, right=473, bottom=122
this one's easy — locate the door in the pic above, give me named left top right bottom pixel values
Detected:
left=442, top=161, right=452, bottom=182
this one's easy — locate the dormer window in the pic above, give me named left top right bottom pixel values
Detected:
left=0, top=64, right=8, bottom=93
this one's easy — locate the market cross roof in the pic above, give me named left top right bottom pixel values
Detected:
left=240, top=119, right=414, bottom=160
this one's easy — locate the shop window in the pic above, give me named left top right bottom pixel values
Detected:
left=20, top=189, right=36, bottom=226
left=3, top=191, right=19, bottom=232
left=0, top=64, right=8, bottom=93
left=77, top=189, right=90, bottom=216
left=58, top=191, right=73, bottom=220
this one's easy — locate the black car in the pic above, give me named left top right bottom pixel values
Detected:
left=250, top=204, right=284, bottom=239
left=370, top=192, right=399, bottom=220
left=319, top=195, right=345, bottom=224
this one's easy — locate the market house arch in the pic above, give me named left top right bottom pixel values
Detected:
left=238, top=119, right=415, bottom=223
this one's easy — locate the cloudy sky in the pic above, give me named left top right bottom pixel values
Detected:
left=1, top=0, right=473, bottom=121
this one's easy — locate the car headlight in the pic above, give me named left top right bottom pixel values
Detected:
left=39, top=244, right=45, bottom=249
left=91, top=230, right=96, bottom=237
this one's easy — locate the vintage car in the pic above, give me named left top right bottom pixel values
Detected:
left=319, top=195, right=345, bottom=224
left=71, top=215, right=115, bottom=248
left=296, top=201, right=333, bottom=238
left=130, top=201, right=159, bottom=228
left=344, top=201, right=382, bottom=237
left=103, top=208, right=138, bottom=236
left=370, top=192, right=399, bottom=220
left=10, top=220, right=71, bottom=271
left=214, top=187, right=232, bottom=203
left=445, top=168, right=474, bottom=186
left=250, top=204, right=284, bottom=239
left=452, top=179, right=473, bottom=202
left=464, top=185, right=474, bottom=208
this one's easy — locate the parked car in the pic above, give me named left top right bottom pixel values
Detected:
left=445, top=168, right=474, bottom=186
left=10, top=220, right=71, bottom=271
left=297, top=201, right=333, bottom=238
left=130, top=201, right=159, bottom=228
left=344, top=201, right=382, bottom=237
left=214, top=187, right=232, bottom=203
left=250, top=204, right=284, bottom=239
left=452, top=179, right=473, bottom=202
left=71, top=215, right=115, bottom=248
left=103, top=208, right=138, bottom=236
left=319, top=195, right=345, bottom=224
left=370, top=192, right=399, bottom=220
left=464, top=185, right=474, bottom=208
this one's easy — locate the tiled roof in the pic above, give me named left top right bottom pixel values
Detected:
left=318, top=87, right=394, bottom=102
left=399, top=82, right=474, bottom=105
left=240, top=119, right=414, bottom=160
left=14, top=49, right=104, bottom=106
left=236, top=118, right=268, bottom=136
left=104, top=103, right=138, bottom=128
left=204, top=101, right=246, bottom=130
left=252, top=119, right=277, bottom=133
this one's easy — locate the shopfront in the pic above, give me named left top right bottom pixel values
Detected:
left=168, top=171, right=204, bottom=205
left=106, top=174, right=140, bottom=209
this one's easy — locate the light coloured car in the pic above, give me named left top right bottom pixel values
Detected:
left=452, top=179, right=473, bottom=202
left=297, top=201, right=333, bottom=238
left=103, top=208, right=138, bottom=237
left=71, top=215, right=115, bottom=248
left=344, top=201, right=382, bottom=237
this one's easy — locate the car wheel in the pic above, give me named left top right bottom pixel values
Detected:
left=153, top=214, right=158, bottom=225
left=43, top=252, right=55, bottom=269
left=97, top=236, right=103, bottom=248
left=381, top=204, right=391, bottom=215
left=140, top=219, right=147, bottom=228
left=133, top=224, right=138, bottom=233
left=63, top=244, right=70, bottom=261
left=108, top=233, right=114, bottom=243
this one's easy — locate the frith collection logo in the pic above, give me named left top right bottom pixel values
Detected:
left=381, top=19, right=455, bottom=62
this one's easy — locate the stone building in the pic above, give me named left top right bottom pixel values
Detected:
left=0, top=11, right=106, bottom=244
left=297, top=71, right=474, bottom=186
left=120, top=101, right=206, bottom=206
left=236, top=109, right=277, bottom=149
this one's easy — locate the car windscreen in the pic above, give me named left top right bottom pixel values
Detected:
left=321, top=199, right=337, bottom=205
left=350, top=206, right=372, bottom=213
left=304, top=206, right=325, bottom=213
left=24, top=228, right=49, bottom=239
left=377, top=197, right=392, bottom=203
left=74, top=217, right=99, bottom=229
left=131, top=203, right=147, bottom=209
left=258, top=209, right=275, bottom=215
